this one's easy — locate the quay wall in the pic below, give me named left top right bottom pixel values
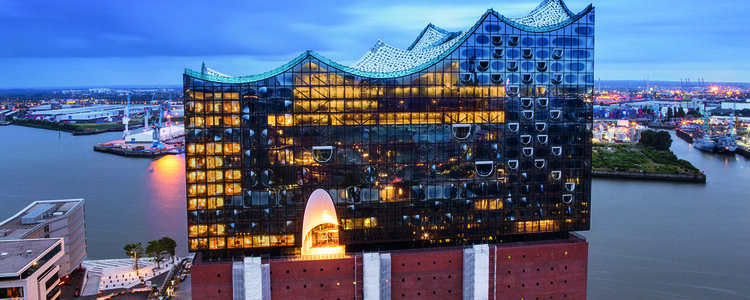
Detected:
left=593, top=170, right=706, bottom=183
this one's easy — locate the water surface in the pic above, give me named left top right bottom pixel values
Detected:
left=0, top=126, right=188, bottom=259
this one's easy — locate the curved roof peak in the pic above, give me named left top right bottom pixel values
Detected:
left=407, top=23, right=461, bottom=51
left=201, top=62, right=231, bottom=78
left=503, top=0, right=575, bottom=28
left=186, top=0, right=593, bottom=83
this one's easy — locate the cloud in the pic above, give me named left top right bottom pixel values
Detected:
left=0, top=0, right=748, bottom=87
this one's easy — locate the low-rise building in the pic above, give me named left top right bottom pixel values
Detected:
left=0, top=199, right=87, bottom=277
left=0, top=238, right=65, bottom=300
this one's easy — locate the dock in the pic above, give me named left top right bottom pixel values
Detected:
left=675, top=129, right=694, bottom=143
left=93, top=125, right=185, bottom=158
left=93, top=145, right=173, bottom=158
left=737, top=146, right=750, bottom=158
left=593, top=170, right=706, bottom=183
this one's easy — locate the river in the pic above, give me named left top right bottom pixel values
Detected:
left=0, top=126, right=748, bottom=299
left=0, top=126, right=188, bottom=259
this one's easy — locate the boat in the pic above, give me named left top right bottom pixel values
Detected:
left=693, top=133, right=737, bottom=153
left=715, top=134, right=738, bottom=153
left=693, top=135, right=717, bottom=152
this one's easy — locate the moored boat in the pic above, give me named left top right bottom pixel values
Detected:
left=693, top=135, right=716, bottom=152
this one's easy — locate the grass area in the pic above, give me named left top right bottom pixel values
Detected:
left=592, top=143, right=701, bottom=175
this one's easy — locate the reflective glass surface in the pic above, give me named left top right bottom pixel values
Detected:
left=184, top=11, right=594, bottom=258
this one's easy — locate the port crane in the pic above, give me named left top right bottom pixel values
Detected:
left=150, top=93, right=171, bottom=150
left=122, top=94, right=131, bottom=138
left=144, top=93, right=155, bottom=129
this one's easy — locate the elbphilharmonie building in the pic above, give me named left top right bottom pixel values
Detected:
left=185, top=0, right=593, bottom=263
left=185, top=1, right=593, bottom=298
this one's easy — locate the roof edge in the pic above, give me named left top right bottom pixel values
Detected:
left=406, top=23, right=461, bottom=51
left=184, top=3, right=593, bottom=84
left=491, top=3, right=593, bottom=33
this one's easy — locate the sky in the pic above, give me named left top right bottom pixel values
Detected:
left=0, top=0, right=748, bottom=88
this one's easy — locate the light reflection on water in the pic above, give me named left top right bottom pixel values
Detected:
left=143, top=154, right=186, bottom=249
left=0, top=126, right=188, bottom=260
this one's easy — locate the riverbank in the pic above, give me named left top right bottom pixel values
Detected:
left=11, top=119, right=139, bottom=135
left=592, top=143, right=705, bottom=183
left=593, top=169, right=705, bottom=183
left=10, top=117, right=182, bottom=136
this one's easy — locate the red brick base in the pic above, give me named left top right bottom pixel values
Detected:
left=192, top=236, right=587, bottom=300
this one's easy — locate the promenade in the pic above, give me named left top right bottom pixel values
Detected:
left=79, top=257, right=186, bottom=298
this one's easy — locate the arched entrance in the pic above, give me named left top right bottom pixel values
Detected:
left=301, top=189, right=344, bottom=256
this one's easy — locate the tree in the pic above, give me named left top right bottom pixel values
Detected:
left=687, top=110, right=702, bottom=118
left=145, top=240, right=166, bottom=269
left=676, top=107, right=686, bottom=118
left=124, top=243, right=144, bottom=271
left=654, top=130, right=673, bottom=150
left=638, top=129, right=672, bottom=151
left=159, top=237, right=178, bottom=264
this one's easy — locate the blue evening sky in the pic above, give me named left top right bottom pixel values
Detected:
left=0, top=0, right=748, bottom=88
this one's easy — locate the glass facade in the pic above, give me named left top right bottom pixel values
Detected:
left=184, top=5, right=594, bottom=259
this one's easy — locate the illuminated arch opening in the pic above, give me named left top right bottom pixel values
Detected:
left=301, top=189, right=344, bottom=256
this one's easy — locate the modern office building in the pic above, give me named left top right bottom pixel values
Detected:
left=0, top=239, right=65, bottom=300
left=184, top=0, right=593, bottom=298
left=0, top=199, right=87, bottom=277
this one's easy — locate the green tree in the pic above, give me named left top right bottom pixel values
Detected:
left=654, top=130, right=673, bottom=150
left=159, top=237, right=178, bottom=264
left=124, top=243, right=144, bottom=271
left=639, top=130, right=655, bottom=148
left=676, top=107, right=686, bottom=118
left=638, top=129, right=672, bottom=151
left=145, top=240, right=166, bottom=269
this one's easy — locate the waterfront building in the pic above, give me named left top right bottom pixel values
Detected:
left=592, top=120, right=646, bottom=143
left=0, top=238, right=65, bottom=300
left=183, top=0, right=593, bottom=298
left=25, top=104, right=159, bottom=123
left=0, top=199, right=87, bottom=277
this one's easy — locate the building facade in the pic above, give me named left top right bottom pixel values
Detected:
left=185, top=0, right=593, bottom=297
left=0, top=239, right=65, bottom=300
left=0, top=199, right=87, bottom=276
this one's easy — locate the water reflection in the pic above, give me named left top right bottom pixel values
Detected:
left=144, top=154, right=186, bottom=253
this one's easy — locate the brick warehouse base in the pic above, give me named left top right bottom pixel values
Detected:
left=192, top=234, right=587, bottom=300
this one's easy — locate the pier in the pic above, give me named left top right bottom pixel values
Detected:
left=93, top=145, right=173, bottom=158
left=675, top=129, right=694, bottom=143
left=593, top=170, right=706, bottom=183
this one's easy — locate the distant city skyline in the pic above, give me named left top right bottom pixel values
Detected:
left=1, top=0, right=749, bottom=88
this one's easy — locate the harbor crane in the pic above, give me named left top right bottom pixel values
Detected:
left=122, top=94, right=131, bottom=138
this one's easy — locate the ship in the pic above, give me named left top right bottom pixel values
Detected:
left=692, top=132, right=738, bottom=153
left=715, top=134, right=738, bottom=153
left=692, top=134, right=717, bottom=152
left=692, top=114, right=738, bottom=153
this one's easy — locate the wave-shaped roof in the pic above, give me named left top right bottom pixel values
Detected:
left=186, top=0, right=592, bottom=83
left=351, top=24, right=465, bottom=74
